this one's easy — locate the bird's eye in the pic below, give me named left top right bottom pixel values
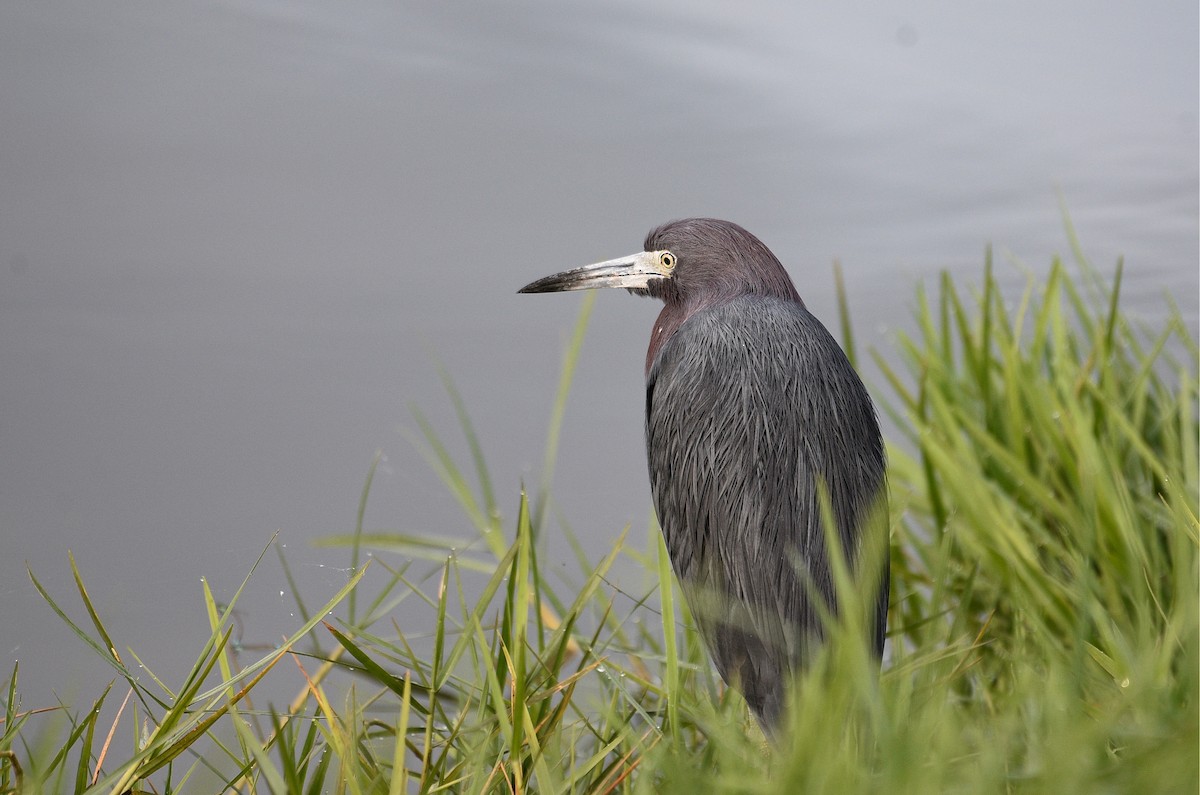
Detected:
left=660, top=251, right=676, bottom=270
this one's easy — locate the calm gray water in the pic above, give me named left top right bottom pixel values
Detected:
left=1, top=2, right=1196, bottom=708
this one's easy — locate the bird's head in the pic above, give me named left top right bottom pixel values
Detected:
left=518, top=218, right=801, bottom=310
left=518, top=218, right=804, bottom=371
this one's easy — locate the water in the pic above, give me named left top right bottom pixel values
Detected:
left=1, top=1, right=1196, bottom=709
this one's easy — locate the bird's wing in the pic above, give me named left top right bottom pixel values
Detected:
left=645, top=295, right=887, bottom=725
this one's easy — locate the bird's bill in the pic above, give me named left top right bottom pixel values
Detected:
left=518, top=250, right=674, bottom=294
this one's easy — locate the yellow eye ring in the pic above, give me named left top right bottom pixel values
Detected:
left=660, top=251, right=677, bottom=270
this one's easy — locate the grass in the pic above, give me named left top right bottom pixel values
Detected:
left=1, top=241, right=1196, bottom=794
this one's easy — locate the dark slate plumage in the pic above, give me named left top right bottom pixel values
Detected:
left=647, top=294, right=887, bottom=728
left=519, top=218, right=889, bottom=733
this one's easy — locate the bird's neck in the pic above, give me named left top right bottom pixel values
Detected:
left=644, top=286, right=806, bottom=376
left=646, top=304, right=684, bottom=375
left=645, top=295, right=720, bottom=375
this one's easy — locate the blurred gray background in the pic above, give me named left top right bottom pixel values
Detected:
left=1, top=1, right=1196, bottom=707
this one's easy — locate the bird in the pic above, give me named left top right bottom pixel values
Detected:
left=518, top=218, right=888, bottom=733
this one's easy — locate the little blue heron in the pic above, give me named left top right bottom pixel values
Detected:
left=518, top=218, right=888, bottom=732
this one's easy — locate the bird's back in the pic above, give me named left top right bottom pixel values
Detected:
left=645, top=294, right=888, bottom=729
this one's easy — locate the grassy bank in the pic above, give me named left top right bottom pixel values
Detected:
left=3, top=245, right=1196, bottom=794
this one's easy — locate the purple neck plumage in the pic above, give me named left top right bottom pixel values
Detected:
left=640, top=219, right=804, bottom=375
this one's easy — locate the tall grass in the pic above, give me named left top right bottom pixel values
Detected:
left=2, top=247, right=1195, bottom=794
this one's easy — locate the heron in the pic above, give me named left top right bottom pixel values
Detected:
left=518, top=218, right=888, bottom=733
